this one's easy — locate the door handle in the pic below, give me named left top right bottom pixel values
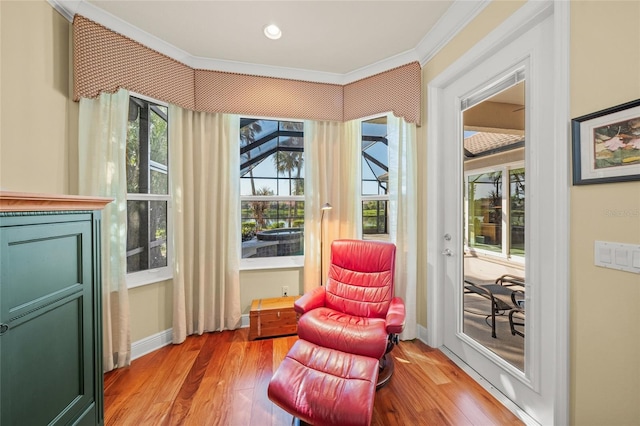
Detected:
left=441, top=248, right=453, bottom=256
left=0, top=323, right=8, bottom=335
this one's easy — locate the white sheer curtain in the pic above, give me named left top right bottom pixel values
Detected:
left=303, top=120, right=359, bottom=292
left=78, top=88, right=131, bottom=371
left=387, top=113, right=418, bottom=340
left=169, top=106, right=242, bottom=343
left=338, top=120, right=362, bottom=238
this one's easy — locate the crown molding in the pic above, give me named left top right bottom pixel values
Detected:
left=189, top=55, right=346, bottom=85
left=416, top=0, right=492, bottom=66
left=49, top=0, right=194, bottom=65
left=49, top=0, right=488, bottom=85
left=48, top=0, right=77, bottom=21
left=342, top=48, right=420, bottom=85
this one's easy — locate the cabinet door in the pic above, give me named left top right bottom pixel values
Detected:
left=0, top=217, right=95, bottom=425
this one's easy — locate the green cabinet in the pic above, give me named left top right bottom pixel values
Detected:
left=0, top=192, right=111, bottom=426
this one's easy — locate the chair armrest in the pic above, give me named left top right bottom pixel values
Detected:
left=511, top=289, right=525, bottom=309
left=495, top=274, right=525, bottom=287
left=294, top=286, right=326, bottom=314
left=386, top=297, right=406, bottom=334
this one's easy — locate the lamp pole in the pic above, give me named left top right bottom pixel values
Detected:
left=320, top=202, right=332, bottom=286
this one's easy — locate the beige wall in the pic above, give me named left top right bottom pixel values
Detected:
left=570, top=2, right=640, bottom=424
left=0, top=0, right=77, bottom=194
left=240, top=268, right=303, bottom=314
left=128, top=279, right=173, bottom=342
left=3, top=1, right=640, bottom=425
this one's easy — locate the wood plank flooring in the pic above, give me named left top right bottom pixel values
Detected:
left=104, top=329, right=524, bottom=425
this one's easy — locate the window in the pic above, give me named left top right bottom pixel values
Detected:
left=240, top=118, right=304, bottom=261
left=125, top=96, right=171, bottom=286
left=509, top=167, right=525, bottom=256
left=465, top=164, right=525, bottom=259
left=361, top=116, right=389, bottom=240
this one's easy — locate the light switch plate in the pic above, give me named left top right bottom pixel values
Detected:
left=595, top=241, right=640, bottom=274
left=599, top=246, right=612, bottom=264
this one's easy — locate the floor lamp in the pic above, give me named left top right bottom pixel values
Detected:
left=320, top=202, right=333, bottom=286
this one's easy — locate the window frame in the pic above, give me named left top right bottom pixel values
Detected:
left=361, top=195, right=390, bottom=240
left=125, top=94, right=173, bottom=288
left=360, top=115, right=390, bottom=241
left=239, top=117, right=305, bottom=270
left=464, top=160, right=525, bottom=263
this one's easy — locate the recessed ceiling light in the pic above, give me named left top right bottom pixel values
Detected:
left=263, top=24, right=282, bottom=40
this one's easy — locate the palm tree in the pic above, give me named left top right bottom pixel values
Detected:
left=250, top=187, right=273, bottom=230
left=240, top=121, right=263, bottom=195
left=273, top=150, right=304, bottom=226
left=292, top=151, right=304, bottom=194
left=278, top=122, right=304, bottom=194
left=274, top=151, right=304, bottom=193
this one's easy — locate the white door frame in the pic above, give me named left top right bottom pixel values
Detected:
left=425, top=1, right=570, bottom=424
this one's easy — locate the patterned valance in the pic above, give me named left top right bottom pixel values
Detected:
left=73, top=15, right=195, bottom=110
left=344, top=62, right=421, bottom=124
left=194, top=70, right=343, bottom=122
left=73, top=15, right=421, bottom=124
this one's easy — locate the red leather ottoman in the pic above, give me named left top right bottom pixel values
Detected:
left=268, top=339, right=379, bottom=426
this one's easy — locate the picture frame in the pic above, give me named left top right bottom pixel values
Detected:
left=571, top=99, right=640, bottom=185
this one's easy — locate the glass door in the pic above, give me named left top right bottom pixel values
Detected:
left=462, top=81, right=526, bottom=371
left=435, top=13, right=563, bottom=425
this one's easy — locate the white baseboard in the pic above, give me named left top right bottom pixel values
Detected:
left=131, top=328, right=173, bottom=360
left=417, top=323, right=429, bottom=345
left=132, top=316, right=251, bottom=361
left=241, top=313, right=250, bottom=328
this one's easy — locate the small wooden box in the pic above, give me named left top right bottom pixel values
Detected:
left=249, top=296, right=300, bottom=340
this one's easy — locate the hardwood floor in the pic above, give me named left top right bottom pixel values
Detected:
left=104, top=329, right=524, bottom=425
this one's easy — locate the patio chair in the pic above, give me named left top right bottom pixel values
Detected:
left=464, top=274, right=525, bottom=338
left=509, top=289, right=525, bottom=337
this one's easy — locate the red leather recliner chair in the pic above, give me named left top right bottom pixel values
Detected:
left=295, top=239, right=406, bottom=388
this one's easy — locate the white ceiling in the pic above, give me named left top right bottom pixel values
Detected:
left=88, top=0, right=451, bottom=74
left=54, top=0, right=490, bottom=84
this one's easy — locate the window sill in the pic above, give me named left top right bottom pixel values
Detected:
left=240, top=256, right=304, bottom=271
left=126, top=267, right=173, bottom=289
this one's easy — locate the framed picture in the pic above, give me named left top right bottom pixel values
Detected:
left=572, top=99, right=640, bottom=185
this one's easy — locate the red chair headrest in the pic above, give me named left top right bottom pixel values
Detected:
left=326, top=239, right=396, bottom=318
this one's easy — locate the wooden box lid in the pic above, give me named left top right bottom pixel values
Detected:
left=250, top=296, right=299, bottom=313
